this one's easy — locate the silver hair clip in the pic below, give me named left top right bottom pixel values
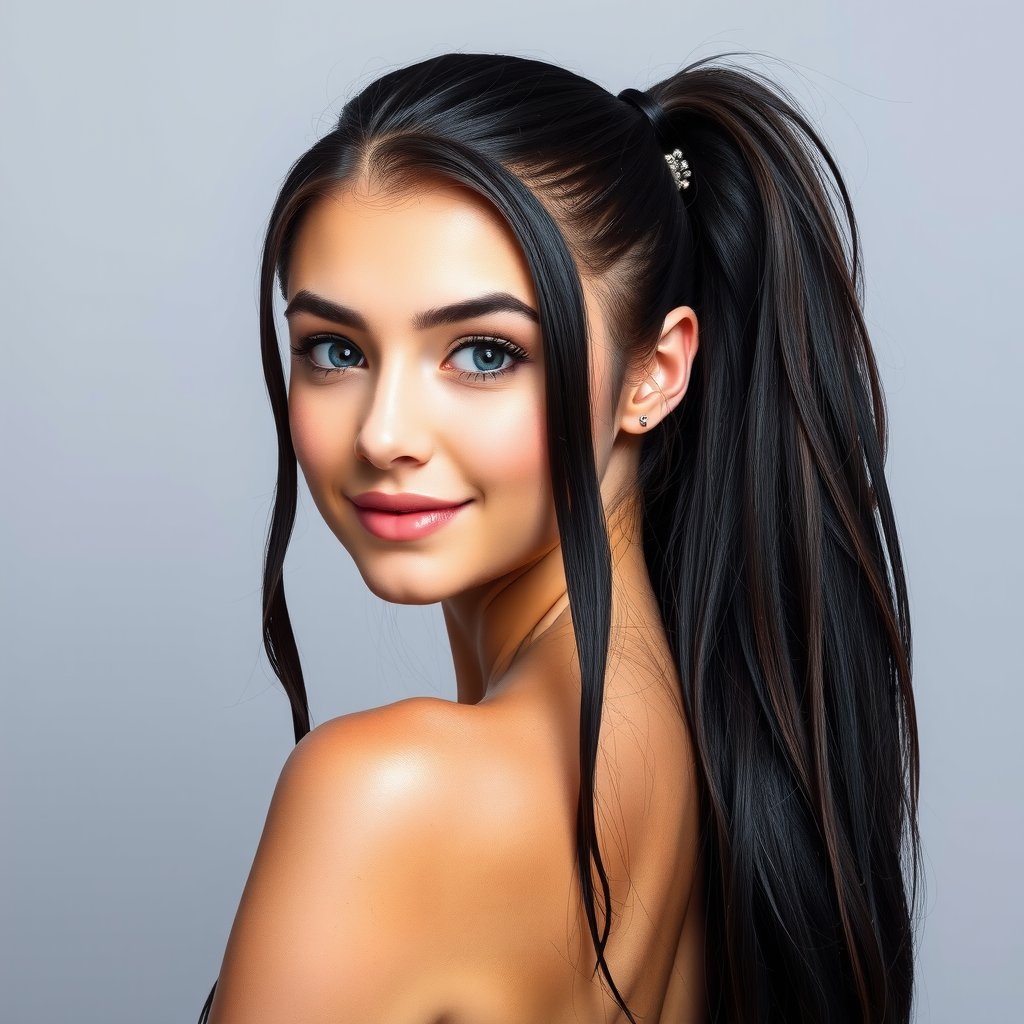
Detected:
left=616, top=89, right=693, bottom=193
left=665, top=148, right=692, bottom=191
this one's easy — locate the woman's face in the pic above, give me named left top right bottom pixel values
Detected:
left=285, top=179, right=616, bottom=605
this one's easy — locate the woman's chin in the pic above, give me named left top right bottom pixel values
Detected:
left=356, top=564, right=457, bottom=606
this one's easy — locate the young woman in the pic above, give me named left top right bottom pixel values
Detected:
left=199, top=51, right=921, bottom=1024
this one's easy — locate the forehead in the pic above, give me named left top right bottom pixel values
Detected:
left=286, top=180, right=538, bottom=316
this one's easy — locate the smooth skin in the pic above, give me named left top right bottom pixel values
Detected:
left=208, top=176, right=705, bottom=1023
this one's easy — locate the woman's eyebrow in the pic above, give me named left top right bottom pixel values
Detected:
left=283, top=289, right=540, bottom=329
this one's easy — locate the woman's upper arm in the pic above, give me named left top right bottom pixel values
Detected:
left=206, top=701, right=456, bottom=1024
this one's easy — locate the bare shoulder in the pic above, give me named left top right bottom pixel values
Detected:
left=286, top=695, right=465, bottom=780
left=209, top=697, right=569, bottom=1024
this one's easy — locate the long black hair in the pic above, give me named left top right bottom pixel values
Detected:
left=199, top=51, right=921, bottom=1024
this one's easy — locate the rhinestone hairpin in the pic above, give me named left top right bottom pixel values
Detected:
left=665, top=148, right=692, bottom=190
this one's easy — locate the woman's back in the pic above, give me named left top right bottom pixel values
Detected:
left=361, top=632, right=705, bottom=1022
left=419, top=599, right=706, bottom=1023
left=209, top=601, right=704, bottom=1024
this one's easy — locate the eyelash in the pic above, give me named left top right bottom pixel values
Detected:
left=289, top=333, right=530, bottom=383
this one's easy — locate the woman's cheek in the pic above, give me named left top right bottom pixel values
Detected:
left=472, top=390, right=547, bottom=488
left=289, top=390, right=345, bottom=486
left=474, top=393, right=556, bottom=544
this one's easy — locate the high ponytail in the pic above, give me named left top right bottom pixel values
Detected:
left=197, top=52, right=919, bottom=1024
left=634, top=59, right=921, bottom=1022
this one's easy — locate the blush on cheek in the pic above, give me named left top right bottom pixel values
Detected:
left=503, top=418, right=547, bottom=483
left=474, top=397, right=548, bottom=483
left=287, top=399, right=315, bottom=471
left=480, top=401, right=558, bottom=548
left=288, top=395, right=344, bottom=480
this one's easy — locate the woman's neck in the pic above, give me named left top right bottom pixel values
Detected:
left=442, top=489, right=657, bottom=705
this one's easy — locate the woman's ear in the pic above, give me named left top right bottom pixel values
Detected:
left=617, top=305, right=699, bottom=434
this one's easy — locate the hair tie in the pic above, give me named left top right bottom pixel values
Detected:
left=617, top=87, right=692, bottom=191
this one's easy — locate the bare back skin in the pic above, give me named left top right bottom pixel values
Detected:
left=211, top=588, right=706, bottom=1024
left=394, top=575, right=706, bottom=1023
left=464, top=611, right=705, bottom=1023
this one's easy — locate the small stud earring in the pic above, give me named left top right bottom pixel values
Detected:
left=639, top=414, right=648, bottom=427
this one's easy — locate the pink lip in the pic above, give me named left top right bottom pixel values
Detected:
left=350, top=491, right=468, bottom=513
left=348, top=495, right=472, bottom=542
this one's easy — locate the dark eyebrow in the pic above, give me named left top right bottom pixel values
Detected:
left=283, top=289, right=540, bottom=330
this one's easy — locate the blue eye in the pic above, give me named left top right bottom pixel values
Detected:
left=290, top=336, right=365, bottom=372
left=446, top=336, right=529, bottom=380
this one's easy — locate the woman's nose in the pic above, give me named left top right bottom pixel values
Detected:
left=353, top=358, right=434, bottom=469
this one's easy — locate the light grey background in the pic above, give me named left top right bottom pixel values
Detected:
left=2, top=1, right=1020, bottom=1021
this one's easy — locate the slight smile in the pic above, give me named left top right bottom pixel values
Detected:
left=348, top=496, right=473, bottom=542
